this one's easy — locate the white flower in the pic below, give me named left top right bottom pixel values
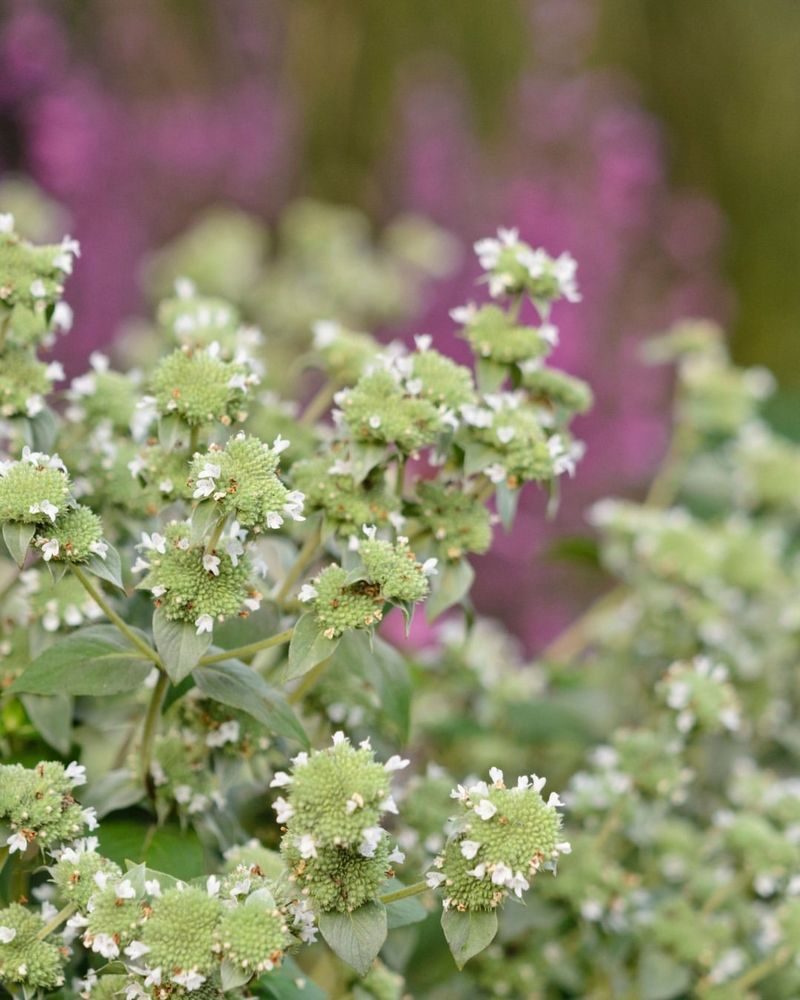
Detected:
left=384, top=755, right=410, bottom=772
left=358, top=826, right=384, bottom=858
left=491, top=862, right=513, bottom=886
left=554, top=841, right=572, bottom=855
left=227, top=373, right=248, bottom=391
left=298, top=834, right=317, bottom=859
left=139, top=532, right=166, bottom=554
left=202, top=553, right=220, bottom=576
left=90, top=933, right=119, bottom=959
left=530, top=774, right=547, bottom=793
left=46, top=361, right=66, bottom=381
left=41, top=538, right=60, bottom=561
left=7, top=832, right=28, bottom=853
left=312, top=319, right=340, bottom=348
left=65, top=762, right=87, bottom=786
left=82, top=807, right=99, bottom=830
left=0, top=926, right=17, bottom=944
left=414, top=334, right=432, bottom=352
left=460, top=840, right=481, bottom=860
left=283, top=490, right=305, bottom=521
left=332, top=730, right=348, bottom=745
left=380, top=795, right=399, bottom=815
left=270, top=771, right=293, bottom=787
left=143, top=967, right=162, bottom=987
left=489, top=767, right=504, bottom=787
left=346, top=793, right=365, bottom=814
left=193, top=478, right=216, bottom=499
left=115, top=879, right=136, bottom=900
left=171, top=971, right=206, bottom=991
left=266, top=511, right=283, bottom=530
left=298, top=583, right=318, bottom=603
left=473, top=798, right=498, bottom=821
left=508, top=871, right=530, bottom=897
left=0, top=212, right=14, bottom=232
left=89, top=540, right=108, bottom=560
left=547, top=792, right=564, bottom=808
left=195, top=614, right=214, bottom=635
left=273, top=434, right=291, bottom=454
left=124, top=941, right=151, bottom=960
left=273, top=797, right=294, bottom=824
left=467, top=863, right=487, bottom=880
left=388, top=846, right=405, bottom=864
left=205, top=720, right=240, bottom=747
left=421, top=558, right=438, bottom=577
left=198, top=462, right=221, bottom=480
left=426, top=871, right=446, bottom=889
left=93, top=871, right=109, bottom=890
left=30, top=278, right=47, bottom=299
left=29, top=500, right=59, bottom=522
left=206, top=875, right=221, bottom=897
left=145, top=879, right=162, bottom=897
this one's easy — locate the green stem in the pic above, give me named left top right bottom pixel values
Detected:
left=300, top=381, right=337, bottom=426
left=287, top=655, right=332, bottom=704
left=36, top=902, right=77, bottom=940
left=700, top=947, right=790, bottom=995
left=379, top=880, right=428, bottom=904
left=199, top=628, right=294, bottom=666
left=140, top=671, right=169, bottom=792
left=0, top=844, right=9, bottom=881
left=541, top=587, right=628, bottom=664
left=189, top=424, right=200, bottom=454
left=395, top=454, right=406, bottom=501
left=205, top=516, right=227, bottom=556
left=70, top=565, right=161, bottom=666
left=274, top=523, right=323, bottom=606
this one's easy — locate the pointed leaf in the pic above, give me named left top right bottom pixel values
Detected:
left=153, top=608, right=211, bottom=683
left=193, top=659, right=308, bottom=746
left=475, top=358, right=507, bottom=393
left=2, top=521, right=35, bottom=567
left=285, top=612, right=340, bottom=682
left=319, top=901, right=387, bottom=976
left=380, top=881, right=426, bottom=929
left=157, top=414, right=190, bottom=451
left=220, top=959, right=252, bottom=992
left=20, top=693, right=73, bottom=754
left=426, top=559, right=474, bottom=621
left=11, top=625, right=153, bottom=696
left=190, top=501, right=218, bottom=542
left=495, top=481, right=521, bottom=531
left=441, top=908, right=498, bottom=969
left=83, top=543, right=124, bottom=590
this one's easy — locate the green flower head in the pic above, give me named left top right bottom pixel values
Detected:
left=135, top=521, right=257, bottom=633
left=312, top=319, right=379, bottom=384
left=0, top=448, right=71, bottom=526
left=304, top=563, right=386, bottom=639
left=215, top=894, right=292, bottom=975
left=290, top=455, right=399, bottom=534
left=158, top=283, right=241, bottom=348
left=283, top=838, right=393, bottom=914
left=473, top=229, right=580, bottom=306
left=520, top=364, right=593, bottom=416
left=66, top=353, right=140, bottom=433
left=189, top=433, right=304, bottom=532
left=408, top=338, right=477, bottom=411
left=455, top=303, right=553, bottom=366
left=0, top=903, right=65, bottom=990
left=414, top=481, right=492, bottom=560
left=35, top=503, right=107, bottom=564
left=358, top=528, right=436, bottom=604
left=0, top=760, right=96, bottom=854
left=149, top=344, right=258, bottom=427
left=427, top=769, right=569, bottom=912
left=0, top=347, right=57, bottom=418
left=138, top=885, right=222, bottom=977
left=51, top=840, right=123, bottom=909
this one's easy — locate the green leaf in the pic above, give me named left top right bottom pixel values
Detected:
left=220, top=959, right=252, bottom=992
left=193, top=659, right=308, bottom=746
left=638, top=947, right=692, bottom=1000
left=441, top=908, right=498, bottom=969
left=258, top=957, right=327, bottom=999
left=350, top=442, right=388, bottom=483
left=99, top=821, right=205, bottom=881
left=495, top=481, right=520, bottom=531
left=285, top=612, right=340, bottom=682
left=82, top=769, right=145, bottom=818
left=23, top=405, right=58, bottom=453
left=190, top=501, right=219, bottom=542
left=2, top=521, right=35, bottom=567
left=462, top=442, right=501, bottom=479
left=157, top=414, right=189, bottom=451
left=475, top=358, right=507, bottom=393
left=11, top=625, right=153, bottom=696
left=83, top=544, right=124, bottom=590
left=20, top=693, right=73, bottom=754
left=426, top=559, right=474, bottom=622
left=153, top=608, right=211, bottom=683
left=318, top=901, right=387, bottom=976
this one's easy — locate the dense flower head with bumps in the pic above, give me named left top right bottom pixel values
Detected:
left=0, top=760, right=96, bottom=855
left=149, top=344, right=258, bottom=427
left=426, top=769, right=569, bottom=912
left=0, top=447, right=71, bottom=526
left=0, top=903, right=65, bottom=989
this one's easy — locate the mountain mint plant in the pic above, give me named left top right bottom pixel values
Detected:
left=0, top=216, right=585, bottom=997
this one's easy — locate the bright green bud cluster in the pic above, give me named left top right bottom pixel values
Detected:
left=189, top=433, right=304, bottom=531
left=275, top=733, right=396, bottom=848
left=414, top=481, right=492, bottom=560
left=137, top=521, right=254, bottom=628
left=158, top=288, right=241, bottom=347
left=338, top=369, right=443, bottom=453
left=51, top=846, right=122, bottom=908
left=150, top=730, right=213, bottom=813
left=126, top=443, right=194, bottom=513
left=0, top=760, right=93, bottom=852
left=0, top=903, right=65, bottom=989
left=0, top=219, right=78, bottom=347
left=429, top=769, right=569, bottom=912
left=35, top=504, right=105, bottom=563
left=359, top=534, right=432, bottom=603
left=0, top=347, right=53, bottom=418
left=283, top=837, right=391, bottom=914
left=139, top=886, right=222, bottom=975
left=68, top=364, right=139, bottom=433
left=458, top=305, right=551, bottom=365
left=473, top=229, right=580, bottom=305
left=276, top=733, right=404, bottom=913
left=215, top=896, right=292, bottom=974
left=291, top=456, right=399, bottom=533
left=150, top=346, right=255, bottom=426
left=465, top=399, right=556, bottom=486
left=521, top=365, right=593, bottom=415
left=678, top=354, right=774, bottom=436
left=312, top=320, right=378, bottom=384
left=658, top=657, right=741, bottom=735
left=410, top=346, right=476, bottom=411
left=0, top=449, right=70, bottom=526
left=84, top=883, right=143, bottom=955
left=308, top=564, right=385, bottom=639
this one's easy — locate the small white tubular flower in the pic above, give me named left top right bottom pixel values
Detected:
left=202, top=553, right=220, bottom=576
left=270, top=771, right=293, bottom=787
left=489, top=767, right=504, bottom=787
left=7, top=832, right=28, bottom=854
left=460, top=840, right=481, bottom=860
left=115, top=879, right=136, bottom=900
left=388, top=846, right=406, bottom=864
left=124, top=941, right=151, bottom=960
left=298, top=834, right=317, bottom=859
left=171, top=971, right=206, bottom=991
left=426, top=871, right=446, bottom=889
left=473, top=798, right=498, bottom=821
left=0, top=926, right=17, bottom=944
left=508, top=871, right=530, bottom=897
left=298, top=583, right=318, bottom=603
left=41, top=538, right=60, bottom=562
left=273, top=797, right=294, bottom=824
left=358, top=826, right=384, bottom=858
left=90, top=933, right=120, bottom=959
left=384, top=755, right=410, bottom=773
left=193, top=478, right=216, bottom=500
left=195, top=614, right=214, bottom=635
left=206, top=875, right=221, bottom=897
left=490, top=862, right=513, bottom=886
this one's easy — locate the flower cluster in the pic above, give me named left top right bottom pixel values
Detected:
left=426, top=769, right=569, bottom=911
left=274, top=732, right=407, bottom=913
left=0, top=760, right=95, bottom=855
